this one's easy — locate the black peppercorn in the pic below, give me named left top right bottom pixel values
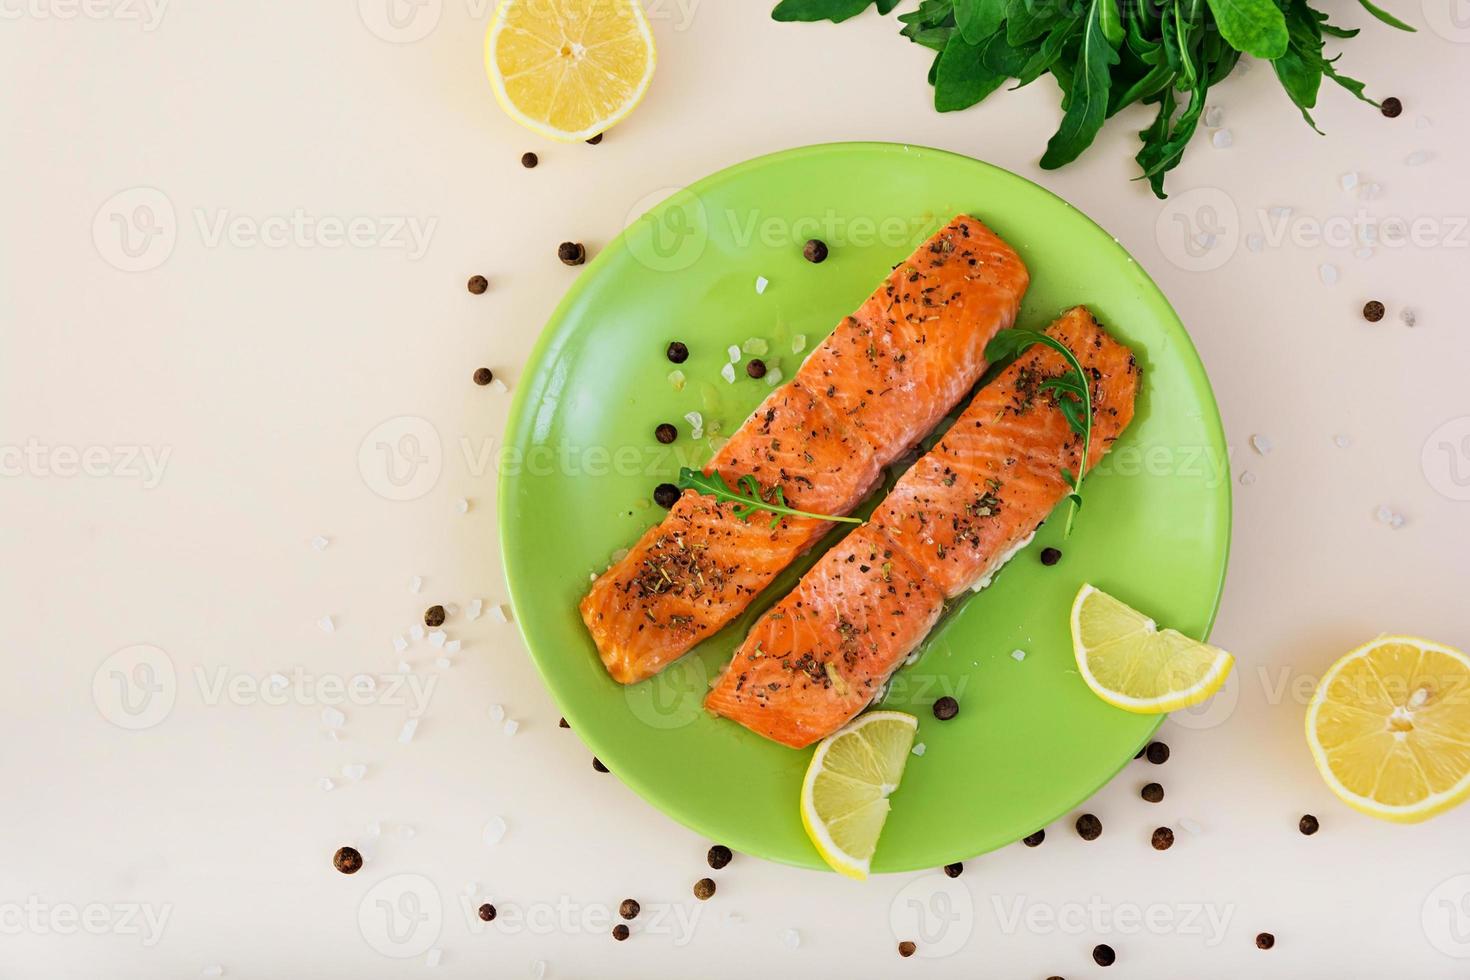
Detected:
left=1093, top=944, right=1116, bottom=966
left=1022, top=829, right=1045, bottom=847
left=943, top=862, right=963, bottom=878
left=586, top=133, right=604, bottom=145
left=693, top=878, right=716, bottom=900
left=1256, top=932, right=1275, bottom=950
left=746, top=358, right=767, bottom=379
left=655, top=423, right=677, bottom=444
left=1075, top=813, right=1102, bottom=840
left=666, top=341, right=689, bottom=364
left=478, top=903, right=496, bottom=922
left=333, top=846, right=363, bottom=875
left=619, top=899, right=640, bottom=920
left=520, top=152, right=538, bottom=168
left=1299, top=814, right=1319, bottom=836
left=592, top=757, right=608, bottom=773
left=473, top=367, right=494, bottom=386
left=1151, top=826, right=1174, bottom=850
left=898, top=941, right=916, bottom=957
left=1141, top=782, right=1164, bottom=803
left=467, top=275, right=489, bottom=295
left=1040, top=547, right=1062, bottom=566
left=558, top=717, right=569, bottom=729
left=558, top=241, right=586, bottom=266
left=653, top=483, right=680, bottom=509
left=933, top=696, right=959, bottom=721
left=612, top=924, right=630, bottom=941
left=1145, top=741, right=1169, bottom=765
left=1380, top=96, right=1402, bottom=118
left=707, top=844, right=733, bottom=870
left=424, top=605, right=446, bottom=628
left=1363, top=300, right=1386, bottom=322
left=803, top=239, right=829, bottom=264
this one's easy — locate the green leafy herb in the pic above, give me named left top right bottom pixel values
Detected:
left=773, top=0, right=1411, bottom=197
left=983, top=330, right=1093, bottom=537
left=676, top=468, right=864, bottom=529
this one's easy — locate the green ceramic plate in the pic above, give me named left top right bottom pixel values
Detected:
left=500, top=143, right=1230, bottom=872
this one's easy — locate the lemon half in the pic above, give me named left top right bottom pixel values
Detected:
left=485, top=0, right=656, bottom=142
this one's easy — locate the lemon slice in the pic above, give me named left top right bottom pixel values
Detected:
left=1306, top=635, right=1470, bottom=823
left=800, top=711, right=917, bottom=879
left=485, top=0, right=656, bottom=142
left=1070, top=584, right=1233, bottom=713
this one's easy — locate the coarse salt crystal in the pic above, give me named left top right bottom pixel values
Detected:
left=684, top=411, right=703, bottom=433
left=1250, top=434, right=1273, bottom=455
left=409, top=575, right=423, bottom=594
left=1401, top=308, right=1417, bottom=327
left=504, top=719, right=520, bottom=736
left=1340, top=172, right=1359, bottom=192
left=727, top=344, right=741, bottom=363
left=1011, top=649, right=1027, bottom=662
left=317, top=615, right=335, bottom=634
left=742, top=338, right=769, bottom=356
left=322, top=707, right=346, bottom=729
left=457, top=498, right=470, bottom=514
left=398, top=661, right=411, bottom=673
left=311, top=535, right=329, bottom=552
left=1203, top=105, right=1223, bottom=127
left=755, top=276, right=769, bottom=294
left=399, top=719, right=419, bottom=744
left=342, top=763, right=367, bottom=782
left=490, top=378, right=509, bottom=394
left=1245, top=234, right=1263, bottom=253
left=410, top=624, right=425, bottom=641
left=366, top=819, right=382, bottom=839
left=1319, top=264, right=1339, bottom=285
left=1239, top=470, right=1256, bottom=486
left=428, top=630, right=447, bottom=649
left=668, top=369, right=687, bottom=391
left=267, top=673, right=288, bottom=691
left=444, top=639, right=462, bottom=655
left=318, top=777, right=335, bottom=792
left=792, top=334, right=807, bottom=353
left=491, top=604, right=510, bottom=624
left=1269, top=206, right=1292, bottom=220
left=1406, top=150, right=1431, bottom=167
left=1178, top=817, right=1203, bottom=835
left=1355, top=247, right=1374, bottom=260
left=425, top=948, right=442, bottom=968
left=911, top=742, right=927, bottom=757
left=468, top=598, right=483, bottom=621
left=765, top=367, right=784, bottom=387
left=1211, top=129, right=1233, bottom=148
left=783, top=929, right=801, bottom=949
left=393, top=635, right=408, bottom=653
left=530, top=961, right=547, bottom=980
left=489, top=704, right=506, bottom=723
left=434, top=657, right=451, bottom=668
left=398, top=825, right=416, bottom=839
left=483, top=816, right=508, bottom=846
left=721, top=363, right=736, bottom=384
left=1333, top=434, right=1352, bottom=449
left=201, top=967, right=224, bottom=978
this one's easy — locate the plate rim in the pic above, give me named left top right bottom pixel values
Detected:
left=498, top=140, right=1233, bottom=872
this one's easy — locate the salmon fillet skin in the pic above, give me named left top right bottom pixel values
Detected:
left=580, top=215, right=1030, bottom=685
left=705, top=307, right=1140, bottom=748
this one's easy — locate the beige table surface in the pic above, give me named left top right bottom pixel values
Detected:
left=3, top=1, right=1469, bottom=976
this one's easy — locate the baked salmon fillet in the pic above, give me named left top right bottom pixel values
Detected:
left=705, top=306, right=1139, bottom=747
left=580, top=215, right=1030, bottom=685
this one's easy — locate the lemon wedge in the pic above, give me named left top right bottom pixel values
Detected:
left=1306, top=635, right=1470, bottom=823
left=800, top=711, right=917, bottom=879
left=485, top=0, right=656, bottom=142
left=1070, top=583, right=1233, bottom=713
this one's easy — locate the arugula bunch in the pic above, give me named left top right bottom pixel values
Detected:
left=773, top=0, right=1412, bottom=197
left=676, top=467, right=865, bottom=528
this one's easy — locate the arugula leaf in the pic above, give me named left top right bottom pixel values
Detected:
left=955, top=0, right=1008, bottom=42
left=935, top=32, right=1009, bottom=109
left=982, top=329, right=1095, bottom=537
left=1201, top=0, right=1289, bottom=58
left=772, top=0, right=900, bottom=22
left=1040, top=0, right=1120, bottom=169
left=1355, top=0, right=1416, bottom=31
left=676, top=468, right=864, bottom=529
